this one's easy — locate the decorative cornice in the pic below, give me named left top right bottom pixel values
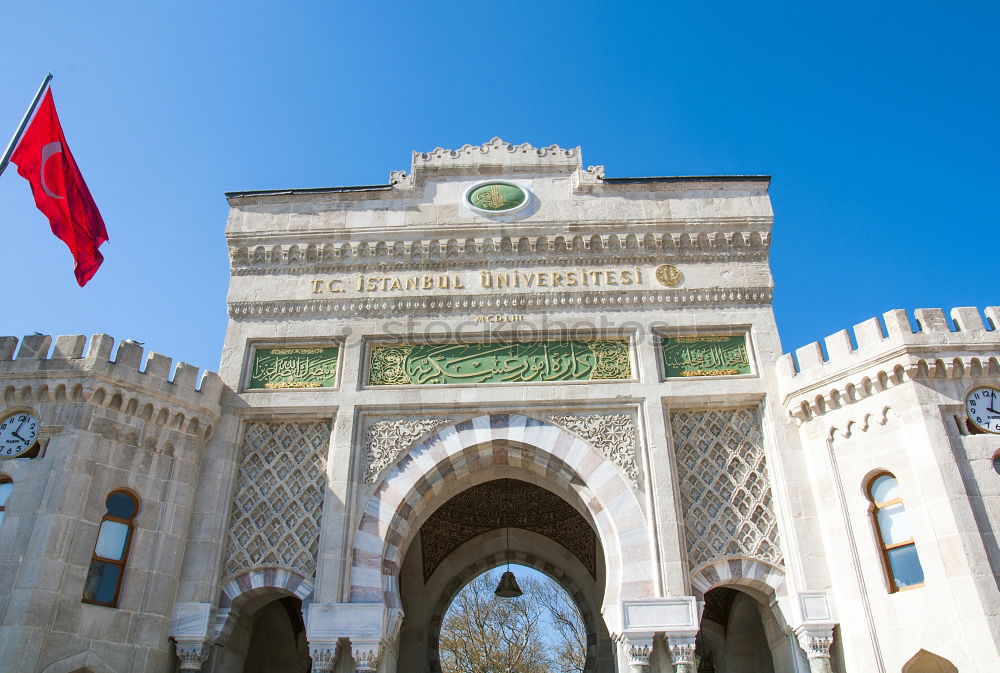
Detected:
left=547, top=413, right=639, bottom=486
left=363, top=418, right=450, bottom=483
left=227, top=228, right=772, bottom=275
left=786, top=351, right=1000, bottom=423
left=228, top=287, right=773, bottom=320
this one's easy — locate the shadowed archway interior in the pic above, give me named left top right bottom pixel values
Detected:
left=419, top=478, right=596, bottom=581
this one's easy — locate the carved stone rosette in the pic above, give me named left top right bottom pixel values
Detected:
left=364, top=418, right=449, bottom=483
left=547, top=413, right=640, bottom=485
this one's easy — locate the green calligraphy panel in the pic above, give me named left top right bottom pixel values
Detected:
left=369, top=339, right=631, bottom=386
left=661, top=335, right=751, bottom=378
left=249, top=346, right=340, bottom=389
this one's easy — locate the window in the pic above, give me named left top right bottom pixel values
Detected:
left=0, top=477, right=11, bottom=526
left=867, top=473, right=924, bottom=591
left=82, top=490, right=138, bottom=607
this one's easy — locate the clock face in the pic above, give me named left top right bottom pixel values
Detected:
left=966, top=387, right=1000, bottom=433
left=0, top=411, right=39, bottom=458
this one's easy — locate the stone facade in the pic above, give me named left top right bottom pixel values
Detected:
left=0, top=138, right=996, bottom=672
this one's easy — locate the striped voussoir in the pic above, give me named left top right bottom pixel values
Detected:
left=689, top=558, right=785, bottom=600
left=349, top=414, right=654, bottom=607
left=214, top=567, right=314, bottom=643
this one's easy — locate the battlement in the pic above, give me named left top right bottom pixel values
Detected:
left=778, top=307, right=1000, bottom=411
left=0, top=333, right=224, bottom=412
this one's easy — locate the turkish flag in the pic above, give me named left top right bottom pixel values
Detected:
left=11, top=89, right=108, bottom=286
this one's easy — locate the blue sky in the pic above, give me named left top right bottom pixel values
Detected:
left=2, top=2, right=997, bottom=372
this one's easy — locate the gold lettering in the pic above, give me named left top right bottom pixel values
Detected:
left=357, top=276, right=364, bottom=291
left=311, top=279, right=324, bottom=293
left=537, top=273, right=548, bottom=287
left=635, top=267, right=643, bottom=284
left=389, top=278, right=402, bottom=291
left=480, top=271, right=492, bottom=288
left=581, top=269, right=589, bottom=286
left=497, top=273, right=511, bottom=289
left=437, top=275, right=449, bottom=289
left=589, top=270, right=603, bottom=285
left=365, top=278, right=378, bottom=291
left=566, top=271, right=578, bottom=287
left=606, top=270, right=618, bottom=285
left=454, top=275, right=465, bottom=289
left=422, top=276, right=433, bottom=289
left=379, top=277, right=390, bottom=291
left=551, top=272, right=564, bottom=287
left=327, top=279, right=344, bottom=293
left=476, top=316, right=486, bottom=322
left=406, top=277, right=418, bottom=290
left=620, top=270, right=633, bottom=285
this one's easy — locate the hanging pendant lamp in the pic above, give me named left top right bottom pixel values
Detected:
left=495, top=481, right=523, bottom=598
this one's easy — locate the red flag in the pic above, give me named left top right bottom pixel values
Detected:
left=11, top=89, right=108, bottom=286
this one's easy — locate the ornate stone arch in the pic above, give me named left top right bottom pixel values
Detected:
left=215, top=567, right=314, bottom=643
left=689, top=558, right=786, bottom=601
left=350, top=413, right=654, bottom=631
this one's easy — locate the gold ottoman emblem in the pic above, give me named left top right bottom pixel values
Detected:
left=654, top=264, right=682, bottom=287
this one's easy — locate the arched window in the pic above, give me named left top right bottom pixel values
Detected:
left=82, top=490, right=139, bottom=607
left=868, top=473, right=924, bottom=592
left=0, top=477, right=11, bottom=526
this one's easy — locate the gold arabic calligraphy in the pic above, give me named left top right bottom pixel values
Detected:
left=250, top=346, right=340, bottom=389
left=661, top=335, right=750, bottom=377
left=369, top=340, right=631, bottom=386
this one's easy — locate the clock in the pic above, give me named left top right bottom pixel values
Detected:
left=0, top=410, right=40, bottom=458
left=965, top=386, right=1000, bottom=433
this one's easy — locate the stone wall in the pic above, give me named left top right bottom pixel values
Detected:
left=0, top=334, right=222, bottom=672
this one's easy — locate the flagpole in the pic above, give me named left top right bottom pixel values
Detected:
left=0, top=73, right=53, bottom=178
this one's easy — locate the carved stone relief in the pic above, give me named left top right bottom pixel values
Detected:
left=547, top=413, right=640, bottom=485
left=363, top=418, right=449, bottom=483
left=670, top=408, right=782, bottom=568
left=224, top=422, right=330, bottom=579
left=419, top=478, right=597, bottom=581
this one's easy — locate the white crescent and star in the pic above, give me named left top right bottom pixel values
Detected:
left=40, top=141, right=65, bottom=199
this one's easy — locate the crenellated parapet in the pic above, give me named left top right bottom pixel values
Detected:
left=778, top=307, right=1000, bottom=422
left=0, top=333, right=224, bottom=451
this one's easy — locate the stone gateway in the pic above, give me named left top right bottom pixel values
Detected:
left=0, top=138, right=998, bottom=673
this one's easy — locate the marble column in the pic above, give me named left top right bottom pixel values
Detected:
left=352, top=640, right=382, bottom=673
left=621, top=636, right=653, bottom=673
left=174, top=640, right=209, bottom=672
left=667, top=635, right=697, bottom=673
left=309, top=644, right=337, bottom=673
left=795, top=626, right=834, bottom=673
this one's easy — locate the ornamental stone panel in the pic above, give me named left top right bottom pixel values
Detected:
left=224, top=421, right=331, bottom=578
left=669, top=407, right=782, bottom=568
